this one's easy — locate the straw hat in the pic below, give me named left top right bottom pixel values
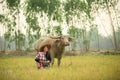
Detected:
left=34, top=37, right=53, bottom=51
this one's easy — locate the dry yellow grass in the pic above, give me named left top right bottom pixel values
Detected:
left=0, top=55, right=120, bottom=80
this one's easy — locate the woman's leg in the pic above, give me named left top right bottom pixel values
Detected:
left=36, top=62, right=40, bottom=69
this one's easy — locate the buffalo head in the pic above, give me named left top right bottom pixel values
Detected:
left=51, top=35, right=74, bottom=46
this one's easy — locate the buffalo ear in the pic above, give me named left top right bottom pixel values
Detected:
left=55, top=39, right=60, bottom=43
left=69, top=37, right=74, bottom=42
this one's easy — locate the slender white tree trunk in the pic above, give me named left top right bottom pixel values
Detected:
left=105, top=0, right=118, bottom=51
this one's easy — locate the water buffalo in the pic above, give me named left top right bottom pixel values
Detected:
left=49, top=36, right=73, bottom=66
left=34, top=35, right=73, bottom=66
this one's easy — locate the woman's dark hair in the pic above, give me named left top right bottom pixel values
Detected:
left=40, top=45, right=51, bottom=52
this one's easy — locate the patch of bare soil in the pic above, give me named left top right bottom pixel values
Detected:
left=64, top=49, right=120, bottom=56
left=0, top=49, right=120, bottom=56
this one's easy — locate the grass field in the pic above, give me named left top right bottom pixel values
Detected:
left=0, top=55, right=120, bottom=80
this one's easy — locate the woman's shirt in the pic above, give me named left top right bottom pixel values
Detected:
left=36, top=52, right=46, bottom=61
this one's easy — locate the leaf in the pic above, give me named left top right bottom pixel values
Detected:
left=53, top=25, right=62, bottom=36
left=0, top=14, right=5, bottom=22
left=6, top=0, right=20, bottom=9
left=4, top=32, right=11, bottom=40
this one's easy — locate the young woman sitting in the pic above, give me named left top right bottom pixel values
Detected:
left=35, top=45, right=51, bottom=69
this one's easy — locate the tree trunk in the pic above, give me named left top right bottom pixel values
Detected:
left=17, top=8, right=21, bottom=50
left=3, top=26, right=6, bottom=51
left=97, top=29, right=100, bottom=51
left=83, top=29, right=88, bottom=52
left=105, top=0, right=118, bottom=51
left=2, top=1, right=6, bottom=51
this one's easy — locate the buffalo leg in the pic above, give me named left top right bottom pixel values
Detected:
left=57, top=57, right=61, bottom=67
left=50, top=52, right=54, bottom=66
left=51, top=58, right=54, bottom=66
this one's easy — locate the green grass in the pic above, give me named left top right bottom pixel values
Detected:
left=0, top=55, right=120, bottom=80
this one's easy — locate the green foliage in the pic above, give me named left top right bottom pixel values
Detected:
left=53, top=25, right=62, bottom=36
left=26, top=0, right=48, bottom=13
left=95, top=0, right=118, bottom=10
left=67, top=26, right=78, bottom=37
left=47, top=0, right=60, bottom=18
left=47, top=27, right=51, bottom=34
left=17, top=30, right=25, bottom=49
left=4, top=32, right=14, bottom=49
left=64, top=0, right=97, bottom=51
left=2, top=0, right=119, bottom=51
left=26, top=13, right=41, bottom=49
left=26, top=0, right=61, bottom=21
left=4, top=17, right=14, bottom=41
left=83, top=39, right=90, bottom=46
left=53, top=9, right=63, bottom=22
left=4, top=32, right=11, bottom=41
left=26, top=13, right=40, bottom=31
left=87, top=25, right=97, bottom=39
left=65, top=0, right=89, bottom=14
left=6, top=0, right=20, bottom=9
left=5, top=0, right=24, bottom=50
left=67, top=26, right=83, bottom=50
left=4, top=28, right=25, bottom=50
left=67, top=27, right=84, bottom=39
left=65, top=0, right=95, bottom=23
left=0, top=14, right=5, bottom=22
